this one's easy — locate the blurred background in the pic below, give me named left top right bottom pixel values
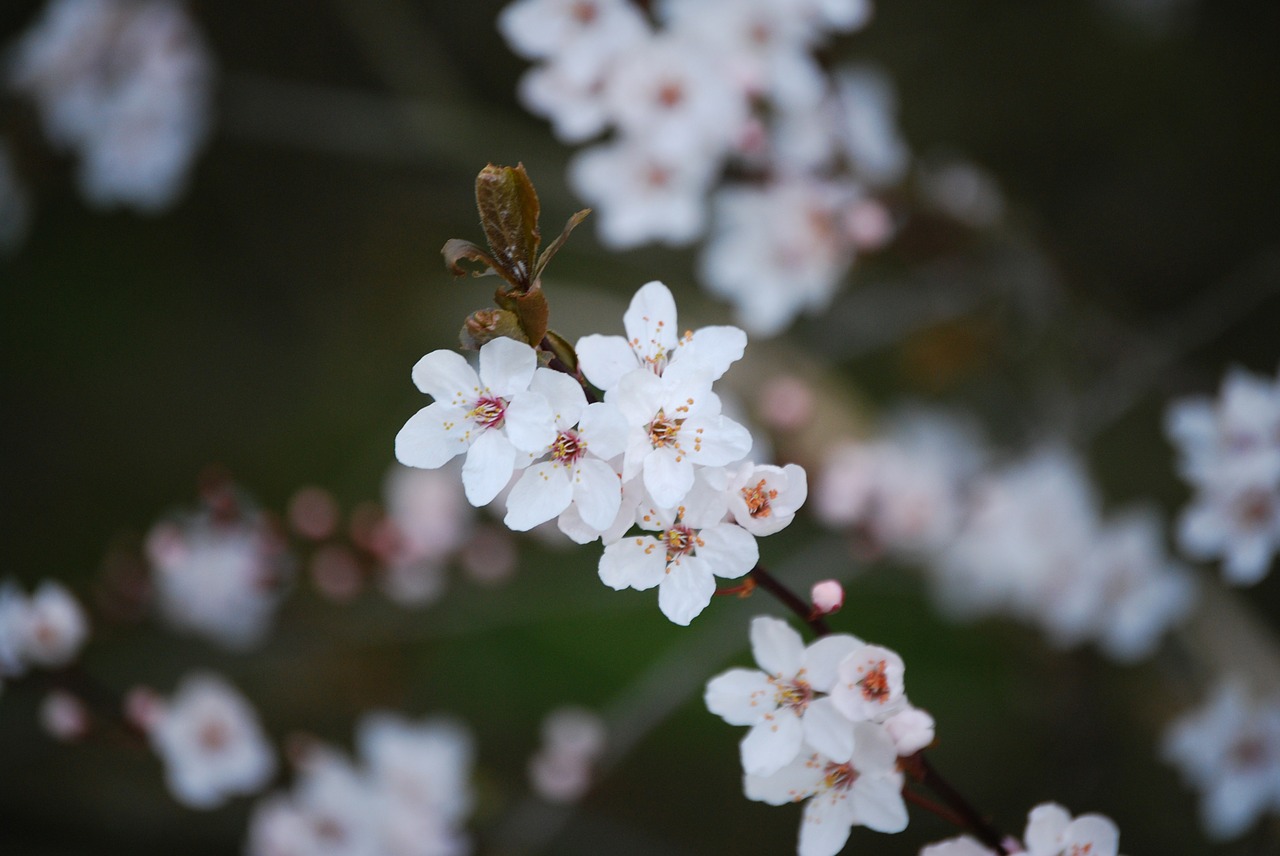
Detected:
left=2, top=0, right=1280, bottom=854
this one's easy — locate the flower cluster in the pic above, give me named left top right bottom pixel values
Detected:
left=1162, top=678, right=1280, bottom=840
left=0, top=578, right=89, bottom=690
left=1166, top=365, right=1280, bottom=585
left=6, top=0, right=214, bottom=212
left=498, top=0, right=907, bottom=335
left=145, top=487, right=292, bottom=651
left=921, top=802, right=1121, bottom=856
left=143, top=672, right=277, bottom=809
left=246, top=713, right=475, bottom=856
left=706, top=616, right=933, bottom=856
left=397, top=280, right=809, bottom=625
left=816, top=414, right=1195, bottom=662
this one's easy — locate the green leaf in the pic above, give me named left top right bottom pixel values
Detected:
left=534, top=208, right=591, bottom=281
left=475, top=163, right=541, bottom=291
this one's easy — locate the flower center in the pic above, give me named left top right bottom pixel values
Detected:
left=551, top=429, right=586, bottom=464
left=648, top=410, right=682, bottom=448
left=198, top=717, right=230, bottom=752
left=468, top=395, right=506, bottom=429
left=570, top=1, right=598, bottom=25
left=822, top=760, right=858, bottom=792
left=772, top=677, right=813, bottom=713
left=657, top=81, right=685, bottom=109
left=1234, top=488, right=1274, bottom=528
left=857, top=660, right=891, bottom=703
left=663, top=525, right=699, bottom=560
left=742, top=479, right=778, bottom=518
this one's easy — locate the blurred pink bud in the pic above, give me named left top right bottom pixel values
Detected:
left=39, top=690, right=89, bottom=741
left=757, top=375, right=816, bottom=433
left=811, top=580, right=844, bottom=615
left=124, top=686, right=165, bottom=732
left=309, top=544, right=364, bottom=602
left=460, top=525, right=517, bottom=586
left=845, top=198, right=894, bottom=250
left=287, top=486, right=339, bottom=541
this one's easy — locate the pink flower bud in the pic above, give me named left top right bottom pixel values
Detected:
left=40, top=690, right=89, bottom=741
left=811, top=580, right=844, bottom=615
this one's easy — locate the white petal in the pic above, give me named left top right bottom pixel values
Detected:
left=599, top=537, right=667, bottom=591
left=800, top=789, right=859, bottom=856
left=623, top=280, right=679, bottom=368
left=478, top=337, right=537, bottom=397
left=849, top=721, right=899, bottom=772
left=395, top=403, right=472, bottom=469
left=741, top=710, right=805, bottom=776
left=411, top=349, right=479, bottom=404
left=557, top=502, right=603, bottom=544
left=504, top=462, right=573, bottom=531
left=851, top=771, right=908, bottom=833
left=461, top=429, right=517, bottom=506
left=670, top=324, right=747, bottom=382
left=704, top=668, right=774, bottom=726
left=530, top=368, right=587, bottom=427
left=644, top=447, right=695, bottom=509
left=504, top=391, right=557, bottom=453
left=802, top=634, right=863, bottom=692
left=695, top=523, right=758, bottom=580
left=803, top=697, right=856, bottom=764
left=609, top=367, right=666, bottom=424
left=578, top=402, right=629, bottom=461
left=1024, top=803, right=1071, bottom=854
left=1062, top=816, right=1119, bottom=856
left=682, top=415, right=753, bottom=467
left=657, top=557, right=716, bottom=625
left=751, top=615, right=805, bottom=677
left=572, top=457, right=622, bottom=531
left=744, top=754, right=823, bottom=806
left=576, top=334, right=639, bottom=391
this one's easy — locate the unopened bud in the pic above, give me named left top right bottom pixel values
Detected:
left=39, top=690, right=89, bottom=741
left=459, top=308, right=525, bottom=350
left=810, top=580, right=844, bottom=615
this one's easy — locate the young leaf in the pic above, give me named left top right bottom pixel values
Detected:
left=541, top=329, right=579, bottom=374
left=442, top=238, right=502, bottom=280
left=534, top=208, right=591, bottom=281
left=475, top=163, right=541, bottom=290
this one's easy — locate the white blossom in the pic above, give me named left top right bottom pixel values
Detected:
left=705, top=616, right=861, bottom=776
left=528, top=706, right=607, bottom=803
left=395, top=337, right=557, bottom=507
left=723, top=462, right=808, bottom=537
left=148, top=673, right=276, bottom=809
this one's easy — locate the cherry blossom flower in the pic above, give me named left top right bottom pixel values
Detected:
left=499, top=0, right=649, bottom=82
left=146, top=506, right=290, bottom=650
left=830, top=644, right=906, bottom=723
left=705, top=616, right=862, bottom=775
left=1163, top=679, right=1280, bottom=839
left=745, top=722, right=909, bottom=856
left=396, top=337, right=557, bottom=507
left=810, top=580, right=844, bottom=615
left=568, top=139, right=718, bottom=248
left=7, top=0, right=214, bottom=211
left=147, top=672, right=276, bottom=809
left=375, top=463, right=474, bottom=606
left=598, top=480, right=757, bottom=625
left=723, top=462, right=809, bottom=537
left=576, top=280, right=747, bottom=393
left=921, top=802, right=1121, bottom=856
left=0, top=579, right=89, bottom=676
left=611, top=367, right=753, bottom=509
left=504, top=369, right=628, bottom=532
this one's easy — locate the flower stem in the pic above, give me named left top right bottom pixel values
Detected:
left=747, top=565, right=831, bottom=637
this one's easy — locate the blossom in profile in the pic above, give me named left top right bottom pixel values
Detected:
left=920, top=802, right=1121, bottom=856
left=7, top=0, right=215, bottom=211
left=146, top=673, right=276, bottom=809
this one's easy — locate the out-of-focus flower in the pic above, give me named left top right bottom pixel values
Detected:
left=247, top=712, right=475, bottom=856
left=1167, top=367, right=1280, bottom=585
left=147, top=672, right=276, bottom=809
left=39, top=690, right=90, bottom=741
left=1163, top=679, right=1280, bottom=840
left=528, top=706, right=607, bottom=803
left=146, top=501, right=290, bottom=651
left=0, top=579, right=89, bottom=679
left=7, top=0, right=215, bottom=211
left=374, top=463, right=474, bottom=606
